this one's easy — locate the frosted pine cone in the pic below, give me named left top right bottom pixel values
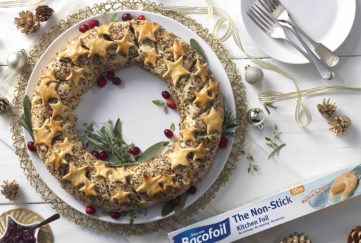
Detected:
left=35, top=5, right=54, bottom=22
left=317, top=98, right=336, bottom=118
left=14, top=11, right=40, bottom=35
left=347, top=225, right=361, bottom=243
left=329, top=115, right=351, bottom=136
left=0, top=97, right=10, bottom=114
left=280, top=232, right=311, bottom=243
left=1, top=180, right=20, bottom=201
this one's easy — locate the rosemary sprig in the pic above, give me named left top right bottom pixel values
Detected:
left=263, top=102, right=277, bottom=115
left=19, top=95, right=34, bottom=140
left=222, top=109, right=237, bottom=137
left=241, top=148, right=258, bottom=173
left=265, top=124, right=286, bottom=160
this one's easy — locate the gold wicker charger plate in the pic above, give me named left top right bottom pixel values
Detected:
left=11, top=0, right=247, bottom=235
left=0, top=208, right=53, bottom=243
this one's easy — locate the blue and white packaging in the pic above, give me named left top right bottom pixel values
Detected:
left=168, top=163, right=361, bottom=243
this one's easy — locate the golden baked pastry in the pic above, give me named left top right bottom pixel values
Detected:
left=329, top=172, right=358, bottom=201
left=30, top=20, right=224, bottom=211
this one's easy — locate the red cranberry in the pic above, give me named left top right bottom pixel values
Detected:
left=187, top=185, right=197, bottom=194
left=171, top=198, right=180, bottom=206
left=97, top=77, right=107, bottom=87
left=218, top=137, right=228, bottom=149
left=99, top=151, right=108, bottom=160
left=137, top=15, right=145, bottom=20
left=164, top=129, right=173, bottom=138
left=110, top=212, right=120, bottom=219
left=129, top=146, right=140, bottom=155
left=167, top=99, right=176, bottom=109
left=86, top=206, right=96, bottom=215
left=27, top=141, right=36, bottom=152
left=122, top=13, right=132, bottom=21
left=91, top=150, right=99, bottom=158
left=79, top=24, right=89, bottom=33
left=161, top=90, right=171, bottom=99
left=106, top=71, right=115, bottom=80
left=88, top=19, right=99, bottom=29
left=112, top=77, right=121, bottom=85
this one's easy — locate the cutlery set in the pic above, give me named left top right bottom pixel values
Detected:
left=247, top=0, right=339, bottom=79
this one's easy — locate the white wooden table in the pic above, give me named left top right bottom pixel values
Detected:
left=1, top=0, right=361, bottom=242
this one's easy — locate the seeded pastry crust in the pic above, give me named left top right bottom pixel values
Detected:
left=30, top=20, right=224, bottom=211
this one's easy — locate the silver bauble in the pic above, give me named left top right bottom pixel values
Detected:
left=246, top=108, right=265, bottom=129
left=245, top=65, right=264, bottom=84
left=6, top=50, right=26, bottom=71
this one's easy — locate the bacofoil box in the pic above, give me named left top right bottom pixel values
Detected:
left=168, top=163, right=361, bottom=243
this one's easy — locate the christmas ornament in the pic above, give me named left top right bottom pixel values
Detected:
left=347, top=225, right=361, bottom=243
left=329, top=115, right=351, bottom=136
left=245, top=65, right=263, bottom=84
left=0, top=97, right=10, bottom=114
left=6, top=50, right=26, bottom=71
left=246, top=108, right=265, bottom=129
left=14, top=10, right=40, bottom=35
left=280, top=232, right=311, bottom=243
left=35, top=5, right=54, bottom=22
left=317, top=98, right=336, bottom=118
left=0, top=180, right=20, bottom=201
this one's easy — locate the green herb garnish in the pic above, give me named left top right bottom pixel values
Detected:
left=263, top=102, right=277, bottom=115
left=190, top=38, right=207, bottom=62
left=152, top=99, right=168, bottom=113
left=265, top=124, right=286, bottom=160
left=19, top=95, right=34, bottom=140
left=137, top=141, right=169, bottom=162
left=242, top=148, right=258, bottom=173
left=161, top=192, right=189, bottom=217
left=222, top=108, right=237, bottom=137
left=170, top=123, right=175, bottom=131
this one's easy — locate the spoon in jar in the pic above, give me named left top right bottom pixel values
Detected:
left=28, top=213, right=60, bottom=231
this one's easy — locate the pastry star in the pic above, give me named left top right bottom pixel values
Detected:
left=194, top=89, right=212, bottom=108
left=192, top=143, right=209, bottom=160
left=33, top=118, right=63, bottom=147
left=111, top=167, right=130, bottom=185
left=34, top=81, right=59, bottom=106
left=167, top=40, right=186, bottom=60
left=50, top=100, right=69, bottom=118
left=62, top=164, right=89, bottom=189
left=193, top=59, right=209, bottom=83
left=87, top=33, right=114, bottom=58
left=163, top=57, right=190, bottom=86
left=206, top=79, right=221, bottom=96
left=132, top=20, right=160, bottom=42
left=112, top=187, right=131, bottom=203
left=167, top=144, right=194, bottom=169
left=94, top=161, right=114, bottom=179
left=136, top=173, right=163, bottom=198
left=95, top=24, right=111, bottom=36
left=60, top=38, right=88, bottom=65
left=48, top=137, right=75, bottom=169
left=199, top=107, right=222, bottom=134
left=40, top=67, right=57, bottom=85
left=157, top=172, right=176, bottom=191
left=66, top=68, right=86, bottom=86
left=115, top=32, right=134, bottom=56
left=180, top=124, right=196, bottom=142
left=79, top=180, right=97, bottom=197
left=142, top=47, right=161, bottom=66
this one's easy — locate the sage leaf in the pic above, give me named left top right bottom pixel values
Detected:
left=161, top=201, right=175, bottom=217
left=190, top=38, right=207, bottom=62
left=268, top=143, right=286, bottom=160
left=114, top=119, right=122, bottom=138
left=175, top=192, right=189, bottom=216
left=104, top=121, right=114, bottom=140
left=137, top=141, right=166, bottom=162
left=19, top=95, right=34, bottom=139
left=170, top=123, right=175, bottom=131
left=152, top=99, right=166, bottom=105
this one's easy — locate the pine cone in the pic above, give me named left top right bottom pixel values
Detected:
left=280, top=232, right=311, bottom=243
left=317, top=98, right=336, bottom=118
left=329, top=115, right=351, bottom=136
left=0, top=97, right=10, bottom=114
left=35, top=5, right=54, bottom=22
left=348, top=226, right=361, bottom=243
left=14, top=11, right=40, bottom=35
left=1, top=180, right=20, bottom=201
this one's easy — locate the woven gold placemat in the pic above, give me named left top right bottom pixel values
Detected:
left=0, top=208, right=53, bottom=243
left=10, top=0, right=247, bottom=235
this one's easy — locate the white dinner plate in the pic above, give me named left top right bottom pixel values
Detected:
left=240, top=0, right=356, bottom=64
left=24, top=10, right=236, bottom=224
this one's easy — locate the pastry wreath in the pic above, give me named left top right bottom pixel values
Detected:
left=30, top=20, right=224, bottom=211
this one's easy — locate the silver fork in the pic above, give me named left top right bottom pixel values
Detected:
left=260, top=0, right=339, bottom=67
left=247, top=5, right=334, bottom=80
